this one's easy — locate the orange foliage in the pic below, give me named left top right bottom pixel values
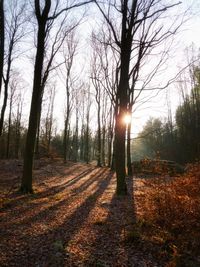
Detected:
left=141, top=163, right=200, bottom=265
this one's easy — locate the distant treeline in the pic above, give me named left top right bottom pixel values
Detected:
left=132, top=67, right=200, bottom=164
left=0, top=67, right=199, bottom=165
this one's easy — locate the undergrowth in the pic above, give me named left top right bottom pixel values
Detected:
left=137, top=163, right=200, bottom=266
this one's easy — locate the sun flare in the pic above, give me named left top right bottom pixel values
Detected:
left=123, top=114, right=132, bottom=124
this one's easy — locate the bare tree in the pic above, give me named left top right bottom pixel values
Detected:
left=95, top=0, right=183, bottom=195
left=84, top=86, right=92, bottom=163
left=21, top=0, right=93, bottom=193
left=0, top=1, right=27, bottom=136
left=14, top=84, right=25, bottom=159
left=0, top=0, right=4, bottom=96
left=6, top=76, right=16, bottom=158
left=73, top=87, right=79, bottom=161
left=91, top=45, right=102, bottom=166
left=41, top=84, right=56, bottom=155
left=91, top=32, right=116, bottom=167
left=34, top=14, right=75, bottom=158
left=61, top=31, right=78, bottom=162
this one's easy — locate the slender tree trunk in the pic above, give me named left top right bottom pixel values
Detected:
left=63, top=118, right=68, bottom=162
left=0, top=80, right=8, bottom=135
left=6, top=93, right=13, bottom=158
left=101, top=125, right=105, bottom=166
left=84, top=120, right=89, bottom=163
left=111, top=140, right=115, bottom=170
left=107, top=107, right=113, bottom=167
left=97, top=102, right=101, bottom=167
left=74, top=108, right=79, bottom=162
left=0, top=41, right=13, bottom=136
left=35, top=105, right=42, bottom=158
left=21, top=5, right=50, bottom=193
left=80, top=124, right=84, bottom=160
left=127, top=120, right=132, bottom=176
left=46, top=89, right=54, bottom=154
left=0, top=0, right=4, bottom=96
left=111, top=106, right=117, bottom=171
left=0, top=1, right=21, bottom=136
left=63, top=88, right=70, bottom=162
left=15, top=117, right=21, bottom=158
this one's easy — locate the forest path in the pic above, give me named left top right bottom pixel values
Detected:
left=0, top=159, right=158, bottom=267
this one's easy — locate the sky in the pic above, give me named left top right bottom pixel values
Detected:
left=130, top=1, right=200, bottom=136
left=46, top=1, right=200, bottom=137
left=2, top=0, right=200, bottom=137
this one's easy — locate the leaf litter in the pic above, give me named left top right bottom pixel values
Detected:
left=1, top=159, right=199, bottom=267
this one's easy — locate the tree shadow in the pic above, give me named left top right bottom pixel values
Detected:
left=80, top=176, right=136, bottom=266
left=1, top=165, right=98, bottom=210
left=1, top=167, right=107, bottom=232
left=2, top=168, right=114, bottom=267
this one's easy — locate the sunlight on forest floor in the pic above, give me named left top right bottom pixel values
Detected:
left=0, top=159, right=200, bottom=267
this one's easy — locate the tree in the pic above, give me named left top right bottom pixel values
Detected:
left=0, top=1, right=27, bottom=136
left=14, top=82, right=25, bottom=159
left=95, top=0, right=182, bottom=195
left=91, top=44, right=102, bottom=167
left=91, top=31, right=117, bottom=167
left=40, top=84, right=56, bottom=155
left=6, top=76, right=16, bottom=158
left=35, top=13, right=77, bottom=158
left=0, top=0, right=4, bottom=96
left=137, top=62, right=200, bottom=164
left=176, top=66, right=200, bottom=162
left=139, top=117, right=163, bottom=157
left=21, top=0, right=93, bottom=193
left=61, top=31, right=78, bottom=162
left=82, top=86, right=92, bottom=163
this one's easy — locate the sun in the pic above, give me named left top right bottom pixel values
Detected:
left=123, top=113, right=132, bottom=124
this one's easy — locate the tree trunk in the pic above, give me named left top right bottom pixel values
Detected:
left=107, top=107, right=113, bottom=167
left=0, top=0, right=4, bottom=96
left=6, top=92, right=13, bottom=158
left=127, top=120, right=132, bottom=176
left=111, top=107, right=117, bottom=171
left=97, top=103, right=101, bottom=167
left=63, top=87, right=70, bottom=162
left=21, top=6, right=49, bottom=193
left=84, top=122, right=89, bottom=163
left=0, top=80, right=8, bottom=136
left=35, top=104, right=42, bottom=158
left=63, top=119, right=68, bottom=162
left=115, top=44, right=131, bottom=195
left=115, top=110, right=127, bottom=195
left=15, top=115, right=21, bottom=159
left=101, top=125, right=105, bottom=166
left=0, top=40, right=13, bottom=136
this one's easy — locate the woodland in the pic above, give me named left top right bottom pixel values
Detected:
left=0, top=0, right=200, bottom=267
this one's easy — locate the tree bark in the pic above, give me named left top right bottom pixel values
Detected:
left=0, top=38, right=13, bottom=136
left=127, top=120, right=132, bottom=176
left=115, top=38, right=132, bottom=195
left=21, top=1, right=51, bottom=193
left=6, top=88, right=13, bottom=158
left=0, top=0, right=4, bottom=96
left=97, top=101, right=101, bottom=167
left=15, top=100, right=22, bottom=159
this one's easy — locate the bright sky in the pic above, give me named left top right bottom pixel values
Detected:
left=130, top=1, right=200, bottom=137
left=2, top=0, right=200, bottom=137
left=52, top=0, right=200, bottom=137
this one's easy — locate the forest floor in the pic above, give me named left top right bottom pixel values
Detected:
left=0, top=159, right=200, bottom=267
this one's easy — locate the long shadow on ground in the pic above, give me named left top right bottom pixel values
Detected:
left=1, top=167, right=113, bottom=267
